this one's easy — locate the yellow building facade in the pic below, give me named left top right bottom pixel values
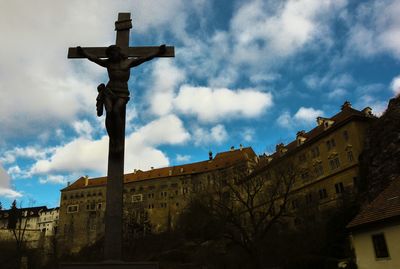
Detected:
left=259, top=101, right=375, bottom=223
left=58, top=147, right=257, bottom=253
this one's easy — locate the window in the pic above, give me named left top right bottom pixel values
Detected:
left=86, top=202, right=96, bottom=211
left=347, top=151, right=354, bottom=162
left=326, top=138, right=336, bottom=150
left=343, top=130, right=349, bottom=141
left=67, top=205, right=78, bottom=213
left=311, top=146, right=320, bottom=158
left=329, top=157, right=340, bottom=170
left=148, top=193, right=154, bottom=199
left=372, top=233, right=390, bottom=258
left=131, top=194, right=143, bottom=203
left=298, top=153, right=307, bottom=162
left=301, top=171, right=309, bottom=180
left=335, top=182, right=344, bottom=194
left=305, top=193, right=313, bottom=204
left=319, top=188, right=328, bottom=199
left=314, top=163, right=324, bottom=177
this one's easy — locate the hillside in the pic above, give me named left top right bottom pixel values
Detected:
left=359, top=94, right=400, bottom=201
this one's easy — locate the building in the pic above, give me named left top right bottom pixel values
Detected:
left=258, top=101, right=375, bottom=224
left=57, top=101, right=376, bottom=253
left=58, top=147, right=258, bottom=253
left=0, top=206, right=59, bottom=249
left=37, top=207, right=60, bottom=236
left=347, top=178, right=400, bottom=269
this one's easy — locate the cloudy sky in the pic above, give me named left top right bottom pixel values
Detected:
left=0, top=0, right=399, bottom=208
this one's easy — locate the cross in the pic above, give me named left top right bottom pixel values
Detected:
left=67, top=13, right=174, bottom=262
left=68, top=13, right=174, bottom=59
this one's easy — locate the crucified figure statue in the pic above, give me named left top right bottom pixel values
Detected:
left=77, top=44, right=166, bottom=149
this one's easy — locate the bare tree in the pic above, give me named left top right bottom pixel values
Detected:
left=186, top=159, right=298, bottom=268
left=8, top=200, right=30, bottom=254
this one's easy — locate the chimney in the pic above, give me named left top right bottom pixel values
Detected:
left=240, top=144, right=243, bottom=151
left=316, top=116, right=324, bottom=126
left=67, top=181, right=70, bottom=187
left=230, top=146, right=235, bottom=151
left=362, top=107, right=373, bottom=117
left=151, top=167, right=154, bottom=170
left=209, top=150, right=213, bottom=160
left=341, top=101, right=352, bottom=110
left=84, top=175, right=89, bottom=187
left=134, top=169, right=137, bottom=173
left=296, top=130, right=306, bottom=145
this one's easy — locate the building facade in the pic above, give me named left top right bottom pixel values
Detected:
left=348, top=179, right=400, bottom=269
left=57, top=101, right=376, bottom=253
left=258, top=101, right=375, bottom=225
left=58, top=147, right=258, bottom=253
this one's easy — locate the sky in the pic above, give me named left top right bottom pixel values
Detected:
left=0, top=0, right=400, bottom=208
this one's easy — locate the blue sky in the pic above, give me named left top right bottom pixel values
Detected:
left=1, top=0, right=400, bottom=208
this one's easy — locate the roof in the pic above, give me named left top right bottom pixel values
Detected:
left=0, top=206, right=48, bottom=219
left=62, top=147, right=257, bottom=192
left=262, top=103, right=374, bottom=162
left=347, top=179, right=400, bottom=230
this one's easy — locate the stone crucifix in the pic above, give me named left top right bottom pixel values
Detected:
left=68, top=13, right=174, bottom=261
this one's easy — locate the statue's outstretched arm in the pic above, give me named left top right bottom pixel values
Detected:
left=77, top=46, right=108, bottom=67
left=128, top=44, right=166, bottom=67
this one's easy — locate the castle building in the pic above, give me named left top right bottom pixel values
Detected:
left=58, top=147, right=258, bottom=253
left=259, top=101, right=375, bottom=225
left=57, top=101, right=376, bottom=252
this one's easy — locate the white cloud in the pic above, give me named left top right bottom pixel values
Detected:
left=242, top=129, right=255, bottom=142
left=39, top=175, right=68, bottom=185
left=1, top=146, right=54, bottom=164
left=147, top=60, right=186, bottom=116
left=72, top=120, right=94, bottom=138
left=230, top=0, right=347, bottom=65
left=328, top=88, right=347, bottom=99
left=390, top=75, right=400, bottom=95
left=346, top=0, right=400, bottom=59
left=294, top=107, right=324, bottom=123
left=174, top=85, right=273, bottom=122
left=28, top=114, right=190, bottom=176
left=277, top=107, right=324, bottom=128
left=277, top=111, right=292, bottom=129
left=0, top=0, right=190, bottom=140
left=193, top=124, right=228, bottom=146
left=176, top=154, right=191, bottom=163
left=355, top=95, right=387, bottom=117
left=0, top=164, right=22, bottom=199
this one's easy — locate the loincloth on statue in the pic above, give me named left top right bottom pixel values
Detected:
left=96, top=84, right=130, bottom=116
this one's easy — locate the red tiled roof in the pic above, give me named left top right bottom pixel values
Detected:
left=62, top=147, right=256, bottom=191
left=347, top=179, right=400, bottom=229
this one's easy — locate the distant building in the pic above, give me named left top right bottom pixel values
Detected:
left=58, top=147, right=258, bottom=253
left=347, top=179, right=400, bottom=269
left=259, top=101, right=375, bottom=226
left=0, top=206, right=47, bottom=231
left=0, top=206, right=59, bottom=249
left=37, top=207, right=60, bottom=236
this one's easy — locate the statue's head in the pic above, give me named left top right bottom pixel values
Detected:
left=106, top=45, right=122, bottom=61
